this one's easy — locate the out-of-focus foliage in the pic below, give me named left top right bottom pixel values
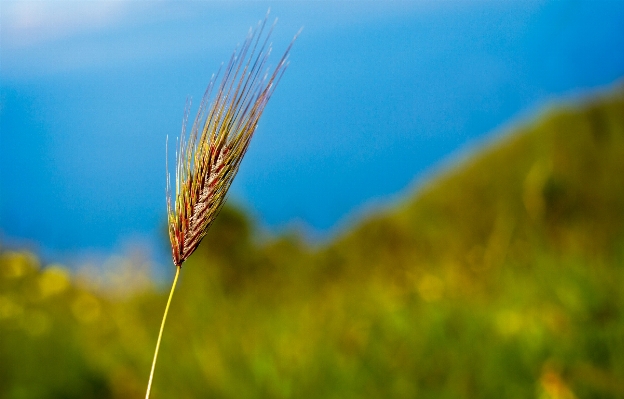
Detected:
left=2, top=87, right=624, bottom=398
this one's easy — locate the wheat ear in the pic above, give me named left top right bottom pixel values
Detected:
left=145, top=17, right=297, bottom=399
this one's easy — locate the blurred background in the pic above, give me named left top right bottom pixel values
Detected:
left=1, top=1, right=624, bottom=398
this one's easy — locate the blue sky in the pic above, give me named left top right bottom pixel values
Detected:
left=1, top=1, right=624, bottom=266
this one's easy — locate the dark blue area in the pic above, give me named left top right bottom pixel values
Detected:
left=1, top=1, right=623, bottom=263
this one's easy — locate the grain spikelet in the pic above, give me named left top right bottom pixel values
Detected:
left=167, top=19, right=295, bottom=267
left=146, top=18, right=297, bottom=399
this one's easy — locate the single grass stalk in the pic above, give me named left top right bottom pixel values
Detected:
left=145, top=266, right=179, bottom=399
left=145, top=16, right=297, bottom=399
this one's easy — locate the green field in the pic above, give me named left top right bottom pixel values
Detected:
left=1, top=86, right=624, bottom=398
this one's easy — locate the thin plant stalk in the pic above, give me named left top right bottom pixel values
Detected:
left=145, top=265, right=180, bottom=399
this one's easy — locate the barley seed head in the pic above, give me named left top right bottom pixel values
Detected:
left=167, top=17, right=296, bottom=267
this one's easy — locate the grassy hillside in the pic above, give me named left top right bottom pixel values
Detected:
left=1, top=86, right=624, bottom=398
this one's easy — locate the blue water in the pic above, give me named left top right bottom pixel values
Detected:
left=1, top=1, right=623, bottom=266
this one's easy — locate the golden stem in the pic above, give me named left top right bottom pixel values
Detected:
left=145, top=265, right=181, bottom=399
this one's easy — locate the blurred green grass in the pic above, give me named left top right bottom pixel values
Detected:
left=1, top=86, right=624, bottom=398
